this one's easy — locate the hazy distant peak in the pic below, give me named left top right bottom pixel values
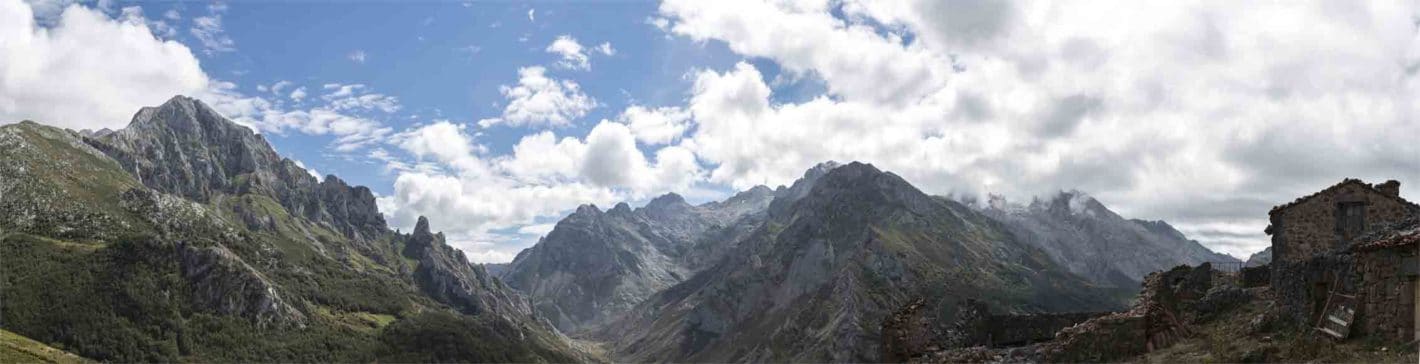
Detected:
left=573, top=204, right=602, bottom=216
left=609, top=202, right=633, bottom=215
left=645, top=192, right=689, bottom=210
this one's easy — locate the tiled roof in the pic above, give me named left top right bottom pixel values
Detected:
left=1269, top=179, right=1419, bottom=216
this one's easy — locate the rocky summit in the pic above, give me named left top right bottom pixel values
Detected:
left=0, top=96, right=591, bottom=363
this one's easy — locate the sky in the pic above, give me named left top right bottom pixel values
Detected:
left=2, top=0, right=1418, bottom=262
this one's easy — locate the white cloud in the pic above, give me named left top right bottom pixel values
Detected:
left=618, top=105, right=690, bottom=145
left=379, top=116, right=706, bottom=263
left=288, top=86, right=307, bottom=101
left=293, top=160, right=322, bottom=179
left=482, top=66, right=596, bottom=128
left=546, top=35, right=589, bottom=70
left=319, top=83, right=399, bottom=112
left=189, top=3, right=232, bottom=55
left=203, top=81, right=397, bottom=153
left=348, top=49, right=366, bottom=63
left=0, top=0, right=208, bottom=130
left=517, top=222, right=557, bottom=237
left=595, top=42, right=615, bottom=56
left=656, top=0, right=1420, bottom=257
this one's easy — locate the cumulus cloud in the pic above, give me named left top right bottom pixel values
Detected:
left=0, top=0, right=208, bottom=130
left=546, top=35, right=590, bottom=70
left=657, top=0, right=1420, bottom=258
left=545, top=35, right=614, bottom=70
left=289, top=87, right=307, bottom=101
left=378, top=117, right=705, bottom=262
left=481, top=66, right=597, bottom=128
left=618, top=105, right=691, bottom=145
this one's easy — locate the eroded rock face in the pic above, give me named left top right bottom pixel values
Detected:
left=86, top=96, right=386, bottom=241
left=404, top=217, right=533, bottom=318
left=178, top=241, right=307, bottom=328
left=500, top=189, right=775, bottom=333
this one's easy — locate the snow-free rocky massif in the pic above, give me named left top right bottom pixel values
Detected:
left=500, top=161, right=1237, bottom=362
left=0, top=96, right=589, bottom=362
left=0, top=95, right=1238, bottom=362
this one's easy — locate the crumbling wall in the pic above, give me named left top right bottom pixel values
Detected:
left=987, top=311, right=1104, bottom=347
left=1271, top=253, right=1358, bottom=325
left=1241, top=264, right=1270, bottom=288
left=881, top=299, right=1106, bottom=361
left=1355, top=247, right=1416, bottom=342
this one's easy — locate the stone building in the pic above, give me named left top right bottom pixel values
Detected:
left=1265, top=179, right=1419, bottom=342
left=1348, top=219, right=1420, bottom=342
left=1266, top=179, right=1414, bottom=265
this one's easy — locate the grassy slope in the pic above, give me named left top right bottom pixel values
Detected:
left=0, top=329, right=90, bottom=364
left=0, top=122, right=587, bottom=362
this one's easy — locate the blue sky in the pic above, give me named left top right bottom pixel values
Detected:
left=4, top=0, right=1419, bottom=262
left=172, top=1, right=743, bottom=195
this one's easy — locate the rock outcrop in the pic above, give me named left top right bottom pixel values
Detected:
left=404, top=216, right=532, bottom=318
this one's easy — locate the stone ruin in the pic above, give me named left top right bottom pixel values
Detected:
left=1270, top=217, right=1419, bottom=343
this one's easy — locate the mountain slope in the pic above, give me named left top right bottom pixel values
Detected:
left=598, top=162, right=1125, bottom=362
left=500, top=188, right=774, bottom=332
left=0, top=96, right=588, bottom=362
left=980, top=192, right=1237, bottom=287
left=0, top=329, right=89, bottom=364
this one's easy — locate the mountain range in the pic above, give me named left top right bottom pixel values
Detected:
left=0, top=95, right=1238, bottom=362
left=0, top=96, right=588, bottom=362
left=497, top=161, right=1236, bottom=361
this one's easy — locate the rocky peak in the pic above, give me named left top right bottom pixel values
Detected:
left=609, top=202, right=633, bottom=216
left=1132, top=219, right=1189, bottom=241
left=84, top=95, right=388, bottom=241
left=643, top=192, right=691, bottom=218
left=414, top=216, right=432, bottom=237
left=799, top=161, right=932, bottom=212
left=769, top=161, right=848, bottom=215
left=646, top=192, right=688, bottom=209
left=574, top=204, right=602, bottom=216
left=1035, top=190, right=1118, bottom=219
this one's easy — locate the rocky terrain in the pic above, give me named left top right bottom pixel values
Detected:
left=979, top=192, right=1239, bottom=288
left=589, top=162, right=1129, bottom=362
left=499, top=187, right=774, bottom=332
left=0, top=96, right=590, bottom=362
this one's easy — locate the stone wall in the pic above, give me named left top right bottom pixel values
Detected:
left=1270, top=182, right=1414, bottom=265
left=1355, top=246, right=1416, bottom=342
left=1241, top=265, right=1270, bottom=288
left=987, top=312, right=1105, bottom=347
left=1272, top=253, right=1358, bottom=325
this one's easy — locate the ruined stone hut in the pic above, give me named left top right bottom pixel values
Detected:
left=1265, top=179, right=1419, bottom=342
